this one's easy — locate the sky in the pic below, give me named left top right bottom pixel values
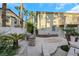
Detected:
left=0, top=3, right=79, bottom=20
left=0, top=3, right=79, bottom=15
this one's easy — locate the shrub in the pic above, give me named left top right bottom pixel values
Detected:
left=0, top=46, right=16, bottom=56
left=63, top=28, right=76, bottom=36
left=60, top=45, right=70, bottom=52
left=9, top=33, right=25, bottom=48
left=27, top=22, right=34, bottom=34
left=0, top=33, right=25, bottom=56
left=0, top=35, right=16, bottom=56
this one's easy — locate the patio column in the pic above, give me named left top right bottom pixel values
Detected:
left=39, top=14, right=41, bottom=29
left=45, top=13, right=47, bottom=29
left=37, top=14, right=39, bottom=29
left=60, top=13, right=65, bottom=37
left=64, top=16, right=67, bottom=30
left=51, top=14, right=55, bottom=31
left=77, top=17, right=79, bottom=33
left=44, top=12, right=46, bottom=29
left=50, top=17, right=53, bottom=31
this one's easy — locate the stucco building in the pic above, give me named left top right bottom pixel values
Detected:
left=0, top=8, right=23, bottom=27
left=36, top=12, right=79, bottom=31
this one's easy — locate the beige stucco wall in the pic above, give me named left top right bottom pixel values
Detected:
left=53, top=17, right=63, bottom=27
left=0, top=9, right=21, bottom=27
left=37, top=12, right=79, bottom=29
left=37, top=13, right=54, bottom=29
left=64, top=14, right=79, bottom=25
left=6, top=10, right=21, bottom=27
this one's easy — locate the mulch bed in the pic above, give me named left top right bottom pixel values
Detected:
left=37, top=34, right=58, bottom=37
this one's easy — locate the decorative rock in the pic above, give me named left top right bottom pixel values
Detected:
left=28, top=35, right=35, bottom=46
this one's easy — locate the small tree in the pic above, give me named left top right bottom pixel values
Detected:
left=15, top=4, right=31, bottom=27
left=27, top=22, right=34, bottom=34
left=10, top=33, right=24, bottom=48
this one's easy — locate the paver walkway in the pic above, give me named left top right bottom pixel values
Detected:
left=15, top=40, right=28, bottom=56
left=27, top=37, right=44, bottom=56
left=16, top=37, right=44, bottom=56
left=16, top=37, right=68, bottom=56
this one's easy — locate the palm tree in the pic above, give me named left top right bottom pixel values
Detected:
left=10, top=33, right=24, bottom=48
left=28, top=11, right=35, bottom=23
left=29, top=11, right=36, bottom=36
left=23, top=8, right=28, bottom=19
left=15, top=3, right=24, bottom=27
left=35, top=12, right=38, bottom=28
left=23, top=8, right=28, bottom=36
left=15, top=4, right=30, bottom=37
left=2, top=3, right=7, bottom=27
left=35, top=12, right=38, bottom=35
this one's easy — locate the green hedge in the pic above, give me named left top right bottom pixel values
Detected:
left=59, top=24, right=77, bottom=28
left=27, top=22, right=34, bottom=34
left=67, top=24, right=77, bottom=27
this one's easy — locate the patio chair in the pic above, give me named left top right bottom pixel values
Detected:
left=67, top=47, right=77, bottom=56
left=42, top=42, right=58, bottom=56
left=67, top=41, right=79, bottom=56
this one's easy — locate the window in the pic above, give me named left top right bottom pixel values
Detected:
left=11, top=16, right=17, bottom=24
left=39, top=14, right=43, bottom=19
left=14, top=20, right=17, bottom=24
